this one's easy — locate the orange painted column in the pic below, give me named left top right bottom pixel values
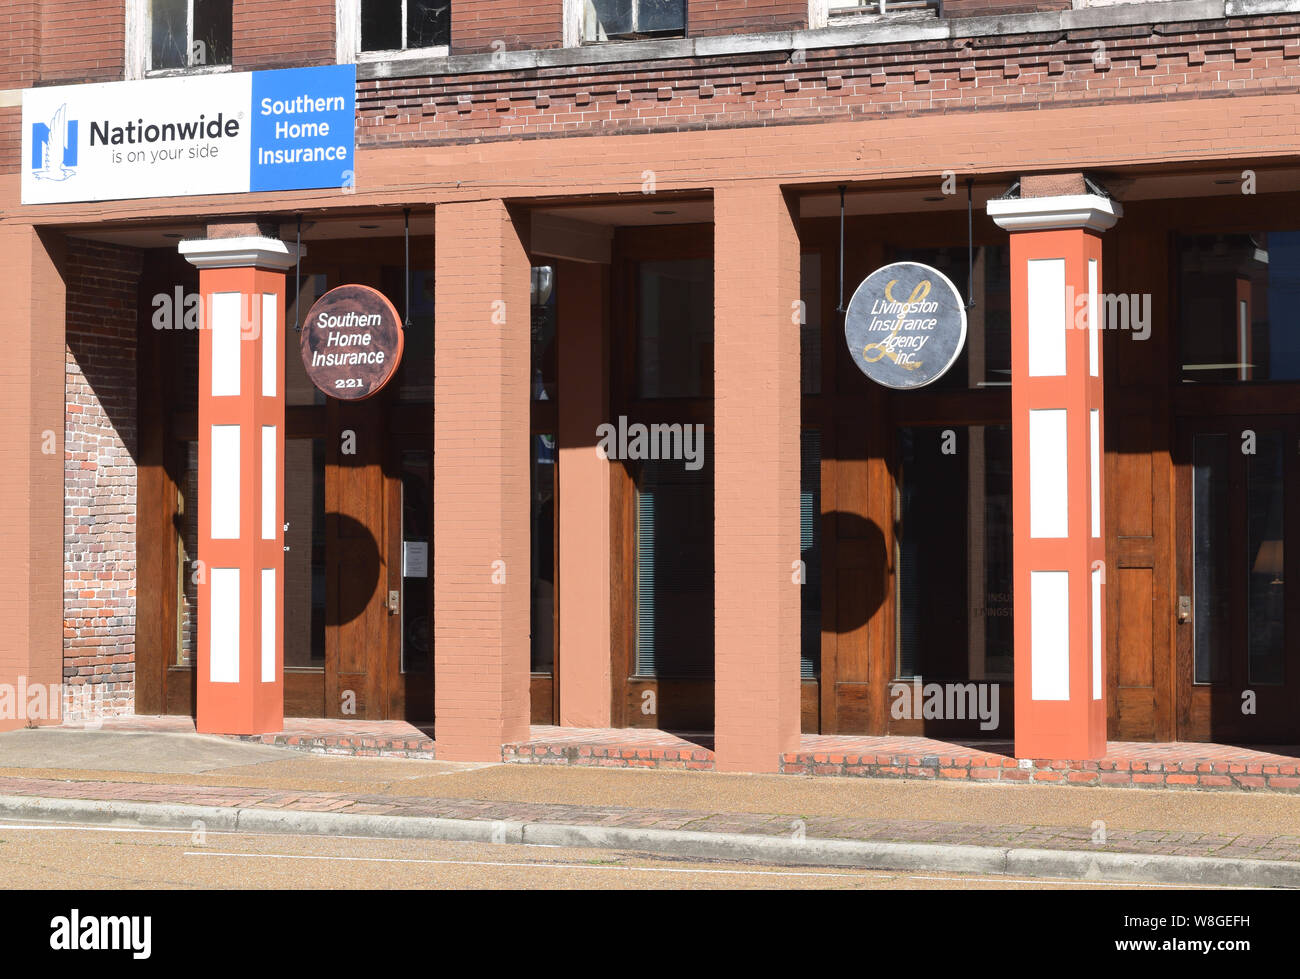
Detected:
left=433, top=200, right=532, bottom=761
left=713, top=183, right=802, bottom=773
left=180, top=236, right=299, bottom=735
left=557, top=260, right=612, bottom=728
left=0, top=226, right=65, bottom=732
left=988, top=191, right=1122, bottom=760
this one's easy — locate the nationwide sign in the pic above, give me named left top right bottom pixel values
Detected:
left=22, top=64, right=355, bottom=205
left=843, top=261, right=968, bottom=389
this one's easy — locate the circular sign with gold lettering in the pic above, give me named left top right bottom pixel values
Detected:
left=843, top=262, right=967, bottom=389
left=300, top=284, right=404, bottom=400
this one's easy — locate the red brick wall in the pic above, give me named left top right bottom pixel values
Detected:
left=233, top=0, right=336, bottom=70
left=0, top=1, right=40, bottom=88
left=689, top=0, right=807, bottom=36
left=357, top=15, right=1300, bottom=147
left=451, top=0, right=564, bottom=55
left=64, top=237, right=144, bottom=721
left=39, top=0, right=124, bottom=83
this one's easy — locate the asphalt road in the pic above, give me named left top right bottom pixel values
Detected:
left=0, top=820, right=1233, bottom=890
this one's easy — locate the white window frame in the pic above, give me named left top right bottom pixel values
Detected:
left=810, top=0, right=938, bottom=27
left=126, top=0, right=234, bottom=80
left=336, top=0, right=451, bottom=65
left=567, top=0, right=688, bottom=46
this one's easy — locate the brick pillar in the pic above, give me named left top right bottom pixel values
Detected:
left=988, top=183, right=1122, bottom=760
left=180, top=235, right=299, bottom=735
left=713, top=183, right=802, bottom=773
left=557, top=260, right=612, bottom=728
left=434, top=199, right=531, bottom=760
left=0, top=226, right=65, bottom=731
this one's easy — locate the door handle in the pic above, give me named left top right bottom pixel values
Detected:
left=387, top=590, right=400, bottom=616
left=1177, top=595, right=1191, bottom=624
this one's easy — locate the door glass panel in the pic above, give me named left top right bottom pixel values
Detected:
left=178, top=441, right=199, bottom=666
left=1247, top=431, right=1285, bottom=685
left=896, top=425, right=1013, bottom=681
left=284, top=438, right=326, bottom=669
left=636, top=259, right=713, bottom=399
left=634, top=434, right=713, bottom=677
left=400, top=449, right=431, bottom=674
left=1192, top=434, right=1230, bottom=685
left=531, top=434, right=556, bottom=674
left=1179, top=232, right=1300, bottom=382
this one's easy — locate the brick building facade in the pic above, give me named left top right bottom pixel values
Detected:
left=3, top=0, right=1300, bottom=770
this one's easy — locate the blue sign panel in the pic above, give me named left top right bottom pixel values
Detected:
left=250, top=65, right=356, bottom=194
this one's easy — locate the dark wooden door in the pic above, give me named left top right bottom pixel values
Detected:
left=1175, top=415, right=1300, bottom=743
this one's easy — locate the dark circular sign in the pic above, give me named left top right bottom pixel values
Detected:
left=300, top=284, right=404, bottom=401
left=843, top=262, right=967, bottom=389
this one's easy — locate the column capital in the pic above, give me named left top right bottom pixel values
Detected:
left=179, top=235, right=303, bottom=270
left=986, top=194, right=1123, bottom=234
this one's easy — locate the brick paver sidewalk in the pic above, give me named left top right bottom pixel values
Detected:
left=3, top=774, right=1299, bottom=863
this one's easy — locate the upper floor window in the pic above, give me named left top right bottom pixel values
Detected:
left=362, top=0, right=450, bottom=52
left=810, top=0, right=940, bottom=28
left=583, top=0, right=686, bottom=43
left=338, top=0, right=450, bottom=62
left=130, top=0, right=232, bottom=76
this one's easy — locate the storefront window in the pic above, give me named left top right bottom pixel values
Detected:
left=634, top=435, right=713, bottom=677
left=532, top=266, right=557, bottom=402
left=889, top=245, right=1011, bottom=390
left=801, top=430, right=822, bottom=679
left=896, top=425, right=1012, bottom=682
left=801, top=253, right=822, bottom=396
left=394, top=267, right=436, bottom=402
left=1179, top=232, right=1300, bottom=382
left=636, top=259, right=713, bottom=399
left=531, top=433, right=556, bottom=674
left=1247, top=432, right=1285, bottom=685
left=287, top=273, right=328, bottom=406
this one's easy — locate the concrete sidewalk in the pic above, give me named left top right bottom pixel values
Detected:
left=2, top=727, right=1299, bottom=886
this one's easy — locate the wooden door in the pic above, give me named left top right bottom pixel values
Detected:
left=1175, top=416, right=1300, bottom=743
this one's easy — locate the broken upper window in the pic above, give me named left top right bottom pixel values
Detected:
left=360, top=0, right=451, bottom=52
left=583, top=0, right=686, bottom=43
left=150, top=0, right=232, bottom=71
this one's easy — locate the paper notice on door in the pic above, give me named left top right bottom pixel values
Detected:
left=403, top=541, right=428, bottom=578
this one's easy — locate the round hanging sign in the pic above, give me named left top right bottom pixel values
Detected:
left=843, top=261, right=968, bottom=389
left=300, top=284, right=404, bottom=401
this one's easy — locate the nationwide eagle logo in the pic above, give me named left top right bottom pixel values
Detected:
left=31, top=103, right=78, bottom=181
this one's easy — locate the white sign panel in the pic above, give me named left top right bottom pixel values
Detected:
left=21, top=64, right=356, bottom=205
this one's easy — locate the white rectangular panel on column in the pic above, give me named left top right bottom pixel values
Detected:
left=1031, top=570, right=1070, bottom=701
left=1027, top=258, right=1067, bottom=377
left=261, top=568, right=276, bottom=682
left=1091, top=564, right=1103, bottom=701
left=262, top=293, right=278, bottom=398
left=1088, top=259, right=1099, bottom=377
left=211, top=292, right=243, bottom=397
left=261, top=425, right=277, bottom=541
left=1090, top=409, right=1101, bottom=539
left=210, top=568, right=240, bottom=683
left=1029, top=409, right=1069, bottom=539
left=211, top=424, right=241, bottom=540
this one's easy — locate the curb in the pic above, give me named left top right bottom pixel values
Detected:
left=0, top=794, right=1295, bottom=888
